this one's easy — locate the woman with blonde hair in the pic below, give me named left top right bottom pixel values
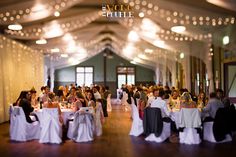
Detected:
left=180, top=92, right=197, bottom=109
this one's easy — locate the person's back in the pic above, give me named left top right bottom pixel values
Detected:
left=43, top=92, right=63, bottom=124
left=203, top=93, right=224, bottom=119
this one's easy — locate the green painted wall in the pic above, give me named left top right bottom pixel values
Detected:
left=55, top=52, right=155, bottom=95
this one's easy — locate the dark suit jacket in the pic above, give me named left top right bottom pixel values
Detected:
left=143, top=107, right=163, bottom=137
left=213, top=107, right=234, bottom=141
left=19, top=98, right=34, bottom=123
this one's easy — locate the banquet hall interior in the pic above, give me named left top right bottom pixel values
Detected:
left=0, top=0, right=236, bottom=157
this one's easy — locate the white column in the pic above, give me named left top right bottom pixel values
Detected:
left=155, top=65, right=160, bottom=84
left=205, top=58, right=214, bottom=93
left=50, top=59, right=55, bottom=92
left=185, top=55, right=191, bottom=90
left=171, top=62, right=176, bottom=87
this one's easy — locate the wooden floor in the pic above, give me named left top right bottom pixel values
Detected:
left=1, top=102, right=236, bottom=157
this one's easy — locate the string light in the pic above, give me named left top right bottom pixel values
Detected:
left=5, top=11, right=100, bottom=39
left=125, top=0, right=235, bottom=26
left=0, top=0, right=82, bottom=23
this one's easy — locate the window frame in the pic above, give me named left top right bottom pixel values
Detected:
left=116, top=66, right=136, bottom=88
left=75, top=66, right=94, bottom=86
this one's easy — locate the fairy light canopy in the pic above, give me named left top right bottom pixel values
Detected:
left=0, top=0, right=235, bottom=69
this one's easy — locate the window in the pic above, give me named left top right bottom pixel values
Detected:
left=76, top=67, right=93, bottom=86
left=117, top=66, right=135, bottom=88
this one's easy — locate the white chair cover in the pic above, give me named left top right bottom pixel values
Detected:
left=203, top=122, right=232, bottom=143
left=144, top=122, right=171, bottom=143
left=69, top=111, right=94, bottom=142
left=9, top=105, right=40, bottom=142
left=129, top=103, right=143, bottom=136
left=121, top=92, right=127, bottom=105
left=39, top=108, right=62, bottom=144
left=95, top=102, right=103, bottom=136
left=179, top=108, right=201, bottom=144
left=107, top=94, right=112, bottom=112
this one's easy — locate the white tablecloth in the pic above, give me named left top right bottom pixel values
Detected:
left=34, top=108, right=74, bottom=124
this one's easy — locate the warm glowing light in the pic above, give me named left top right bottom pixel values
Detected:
left=63, top=33, right=73, bottom=41
left=223, top=36, right=229, bottom=45
left=128, top=31, right=139, bottom=42
left=77, top=46, right=87, bottom=54
left=141, top=18, right=160, bottom=35
left=36, top=39, right=47, bottom=44
left=153, top=40, right=165, bottom=48
left=171, top=25, right=186, bottom=33
left=122, top=43, right=135, bottom=56
left=74, top=52, right=87, bottom=60
left=180, top=52, right=185, bottom=59
left=54, top=11, right=60, bottom=17
left=145, top=48, right=153, bottom=53
left=134, top=57, right=142, bottom=62
left=130, top=61, right=136, bottom=64
left=138, top=54, right=148, bottom=60
left=51, top=48, right=60, bottom=53
left=8, top=24, right=22, bottom=30
left=68, top=57, right=78, bottom=64
left=32, top=4, right=46, bottom=12
left=139, top=12, right=145, bottom=18
left=44, top=22, right=63, bottom=38
left=61, top=54, right=68, bottom=58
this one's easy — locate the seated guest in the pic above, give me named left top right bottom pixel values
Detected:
left=71, top=92, right=84, bottom=112
left=150, top=88, right=170, bottom=118
left=202, top=92, right=224, bottom=121
left=19, top=91, right=35, bottom=123
left=44, top=92, right=63, bottom=124
left=85, top=90, right=96, bottom=107
left=93, top=86, right=101, bottom=100
left=216, top=88, right=224, bottom=102
left=180, top=92, right=197, bottom=109
left=138, top=90, right=147, bottom=120
left=169, top=90, right=181, bottom=111
left=41, top=86, right=50, bottom=104
left=75, top=91, right=87, bottom=107
left=13, top=91, right=28, bottom=106
left=71, top=100, right=82, bottom=112
left=30, top=87, right=39, bottom=109
left=57, top=86, right=67, bottom=102
left=67, top=87, right=77, bottom=103
left=197, top=92, right=207, bottom=111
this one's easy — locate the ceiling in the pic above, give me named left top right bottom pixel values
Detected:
left=0, top=0, right=236, bottom=69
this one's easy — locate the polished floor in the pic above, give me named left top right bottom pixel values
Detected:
left=1, top=102, right=236, bottom=157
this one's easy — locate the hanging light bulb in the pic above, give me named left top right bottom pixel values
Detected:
left=36, top=38, right=47, bottom=44
left=8, top=23, right=23, bottom=30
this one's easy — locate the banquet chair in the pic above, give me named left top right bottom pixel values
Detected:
left=129, top=102, right=143, bottom=136
left=179, top=108, right=201, bottom=144
left=107, top=93, right=112, bottom=112
left=68, top=111, right=94, bottom=142
left=39, top=108, right=62, bottom=144
left=94, top=102, right=103, bottom=136
left=203, top=122, right=232, bottom=143
left=203, top=108, right=233, bottom=143
left=144, top=108, right=171, bottom=143
left=9, top=105, right=40, bottom=142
